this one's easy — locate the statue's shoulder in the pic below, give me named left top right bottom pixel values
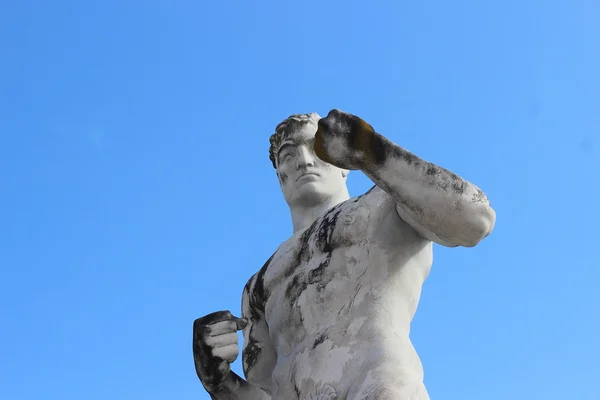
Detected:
left=357, top=185, right=393, bottom=205
left=243, top=251, right=277, bottom=313
left=342, top=185, right=396, bottom=217
left=246, top=252, right=275, bottom=288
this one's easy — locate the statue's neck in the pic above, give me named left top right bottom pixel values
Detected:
left=289, top=189, right=350, bottom=234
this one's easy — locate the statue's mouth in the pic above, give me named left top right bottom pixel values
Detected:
left=297, top=172, right=320, bottom=182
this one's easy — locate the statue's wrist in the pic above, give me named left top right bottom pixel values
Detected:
left=357, top=154, right=376, bottom=175
left=203, top=374, right=232, bottom=395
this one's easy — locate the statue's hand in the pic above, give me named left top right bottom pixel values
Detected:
left=314, top=109, right=380, bottom=171
left=192, top=311, right=247, bottom=393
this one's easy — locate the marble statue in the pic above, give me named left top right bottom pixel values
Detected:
left=192, top=110, right=496, bottom=399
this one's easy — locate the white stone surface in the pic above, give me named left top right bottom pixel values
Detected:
left=193, top=110, right=496, bottom=400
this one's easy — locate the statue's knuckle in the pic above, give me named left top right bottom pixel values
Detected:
left=227, top=332, right=239, bottom=342
left=209, top=347, right=224, bottom=360
left=225, top=320, right=238, bottom=331
left=211, top=347, right=233, bottom=361
left=203, top=336, right=216, bottom=347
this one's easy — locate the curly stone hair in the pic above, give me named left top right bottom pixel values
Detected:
left=268, top=112, right=321, bottom=169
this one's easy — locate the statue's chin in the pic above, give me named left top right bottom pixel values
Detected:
left=288, top=186, right=332, bottom=208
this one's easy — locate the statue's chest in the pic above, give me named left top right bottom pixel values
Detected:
left=261, top=199, right=371, bottom=324
left=265, top=198, right=370, bottom=289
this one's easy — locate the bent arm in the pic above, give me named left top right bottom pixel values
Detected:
left=362, top=131, right=496, bottom=247
left=207, top=372, right=270, bottom=400
left=206, top=275, right=275, bottom=400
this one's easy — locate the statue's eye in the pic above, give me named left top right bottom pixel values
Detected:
left=282, top=153, right=293, bottom=162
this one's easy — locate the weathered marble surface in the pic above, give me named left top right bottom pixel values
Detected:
left=193, top=110, right=496, bottom=399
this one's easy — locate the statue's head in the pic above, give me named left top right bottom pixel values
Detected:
left=269, top=113, right=348, bottom=208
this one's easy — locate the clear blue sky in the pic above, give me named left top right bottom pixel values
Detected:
left=1, top=1, right=598, bottom=399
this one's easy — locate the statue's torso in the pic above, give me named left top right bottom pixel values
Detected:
left=248, top=188, right=433, bottom=399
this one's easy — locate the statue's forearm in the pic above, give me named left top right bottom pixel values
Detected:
left=208, top=372, right=271, bottom=400
left=361, top=131, right=495, bottom=247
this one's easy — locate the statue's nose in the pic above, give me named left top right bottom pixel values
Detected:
left=296, top=147, right=315, bottom=169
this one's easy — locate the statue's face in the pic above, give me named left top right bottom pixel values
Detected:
left=275, top=123, right=347, bottom=208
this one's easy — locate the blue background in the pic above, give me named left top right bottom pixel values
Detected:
left=1, top=1, right=598, bottom=399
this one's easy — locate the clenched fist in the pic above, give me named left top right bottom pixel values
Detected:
left=314, top=109, right=384, bottom=171
left=192, top=310, right=248, bottom=392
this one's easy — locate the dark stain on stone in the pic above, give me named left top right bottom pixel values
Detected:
left=279, top=171, right=288, bottom=185
left=285, top=272, right=308, bottom=301
left=308, top=257, right=331, bottom=292
left=346, top=117, right=387, bottom=167
left=242, top=255, right=275, bottom=376
left=297, top=216, right=320, bottom=263
left=242, top=331, right=261, bottom=372
left=312, top=332, right=328, bottom=349
left=243, top=280, right=261, bottom=322
left=281, top=224, right=318, bottom=303
left=294, top=383, right=301, bottom=399
left=452, top=181, right=465, bottom=195
left=426, top=165, right=439, bottom=175
left=471, top=188, right=486, bottom=203
left=284, top=201, right=344, bottom=300
left=316, top=204, right=343, bottom=253
left=424, top=162, right=471, bottom=195
left=290, top=366, right=301, bottom=399
left=306, top=204, right=344, bottom=292
left=282, top=202, right=348, bottom=335
left=366, top=131, right=388, bottom=167
left=250, top=254, right=274, bottom=314
left=389, top=144, right=420, bottom=167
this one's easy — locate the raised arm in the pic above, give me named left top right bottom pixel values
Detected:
left=314, top=109, right=496, bottom=247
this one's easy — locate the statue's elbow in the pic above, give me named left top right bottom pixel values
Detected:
left=461, top=204, right=496, bottom=247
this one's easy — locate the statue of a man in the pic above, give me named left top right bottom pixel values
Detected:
left=193, top=110, right=496, bottom=399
